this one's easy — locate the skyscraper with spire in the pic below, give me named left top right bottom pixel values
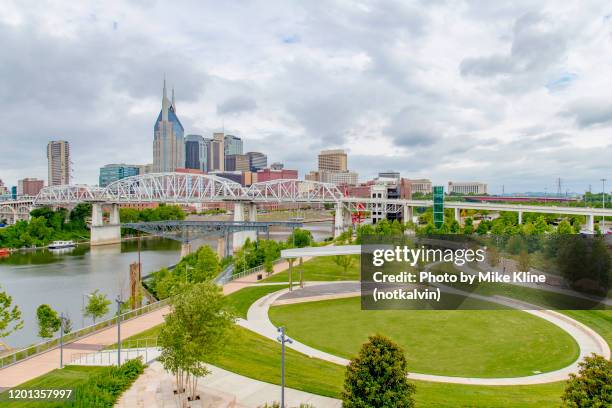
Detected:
left=153, top=78, right=184, bottom=172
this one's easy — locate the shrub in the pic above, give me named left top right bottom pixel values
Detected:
left=342, top=334, right=415, bottom=408
left=561, top=354, right=611, bottom=408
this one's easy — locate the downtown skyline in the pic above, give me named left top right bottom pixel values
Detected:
left=1, top=1, right=611, bottom=193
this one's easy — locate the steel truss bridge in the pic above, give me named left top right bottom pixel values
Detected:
left=123, top=220, right=303, bottom=243
left=32, top=173, right=344, bottom=205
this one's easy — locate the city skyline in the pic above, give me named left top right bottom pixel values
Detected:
left=1, top=1, right=611, bottom=192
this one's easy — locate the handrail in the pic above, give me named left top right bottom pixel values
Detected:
left=0, top=298, right=170, bottom=370
left=229, top=258, right=284, bottom=282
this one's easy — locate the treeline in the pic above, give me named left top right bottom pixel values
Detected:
left=119, top=204, right=185, bottom=224
left=146, top=228, right=314, bottom=299
left=0, top=204, right=91, bottom=249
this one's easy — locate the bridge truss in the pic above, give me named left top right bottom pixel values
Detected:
left=123, top=220, right=304, bottom=243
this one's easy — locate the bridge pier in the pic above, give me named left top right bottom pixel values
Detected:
left=518, top=210, right=523, bottom=225
left=454, top=208, right=460, bottom=222
left=334, top=202, right=348, bottom=238
left=587, top=214, right=594, bottom=233
left=180, top=243, right=192, bottom=258
left=402, top=205, right=413, bottom=225
left=90, top=203, right=121, bottom=246
left=246, top=203, right=258, bottom=242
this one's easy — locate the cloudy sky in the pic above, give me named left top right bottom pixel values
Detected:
left=1, top=0, right=611, bottom=193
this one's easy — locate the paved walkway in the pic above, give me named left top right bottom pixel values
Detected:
left=240, top=281, right=611, bottom=386
left=0, top=256, right=302, bottom=389
left=116, top=361, right=341, bottom=408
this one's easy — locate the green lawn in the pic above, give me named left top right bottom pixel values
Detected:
left=0, top=366, right=107, bottom=407
left=261, top=255, right=360, bottom=282
left=269, top=296, right=579, bottom=378
left=225, top=284, right=288, bottom=318
left=97, top=322, right=568, bottom=407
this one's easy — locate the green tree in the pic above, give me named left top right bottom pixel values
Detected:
left=487, top=246, right=501, bottom=268
left=561, top=354, right=611, bottom=408
left=158, top=282, right=234, bottom=404
left=84, top=289, right=111, bottom=324
left=557, top=220, right=574, bottom=235
left=463, top=217, right=474, bottom=235
left=343, top=334, right=415, bottom=408
left=0, top=286, right=23, bottom=338
left=36, top=304, right=61, bottom=339
left=287, top=228, right=312, bottom=248
left=333, top=255, right=355, bottom=275
left=517, top=250, right=530, bottom=272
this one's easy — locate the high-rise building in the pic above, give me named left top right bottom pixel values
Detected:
left=225, top=154, right=250, bottom=172
left=17, top=178, right=44, bottom=196
left=448, top=181, right=488, bottom=195
left=224, top=134, right=243, bottom=156
left=185, top=134, right=208, bottom=172
left=246, top=152, right=267, bottom=172
left=99, top=164, right=140, bottom=187
left=318, top=149, right=348, bottom=172
left=47, top=140, right=71, bottom=186
left=207, top=133, right=225, bottom=172
left=0, top=179, right=10, bottom=197
left=153, top=79, right=184, bottom=172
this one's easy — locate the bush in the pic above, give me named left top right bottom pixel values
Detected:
left=561, top=354, right=611, bottom=407
left=66, top=358, right=145, bottom=407
left=343, top=334, right=415, bottom=408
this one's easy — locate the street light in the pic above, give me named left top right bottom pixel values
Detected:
left=602, top=179, right=607, bottom=232
left=115, top=295, right=125, bottom=366
left=59, top=313, right=69, bottom=368
left=277, top=326, right=293, bottom=408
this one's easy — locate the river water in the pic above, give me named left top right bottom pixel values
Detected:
left=0, top=222, right=332, bottom=348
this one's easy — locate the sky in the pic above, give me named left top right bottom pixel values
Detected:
left=0, top=0, right=611, bottom=194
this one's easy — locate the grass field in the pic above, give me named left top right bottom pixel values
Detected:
left=269, top=296, right=580, bottom=378
left=0, top=366, right=107, bottom=407
left=261, top=256, right=360, bottom=282
left=102, top=322, right=567, bottom=407
left=225, top=284, right=289, bottom=318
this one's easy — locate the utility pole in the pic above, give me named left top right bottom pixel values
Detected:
left=116, top=296, right=125, bottom=366
left=277, top=327, right=293, bottom=408
left=602, top=179, right=607, bottom=232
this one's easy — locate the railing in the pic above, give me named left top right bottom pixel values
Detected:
left=69, top=346, right=160, bottom=366
left=228, top=258, right=285, bottom=282
left=0, top=299, right=170, bottom=370
left=103, top=337, right=159, bottom=350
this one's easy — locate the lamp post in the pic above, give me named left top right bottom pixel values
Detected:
left=115, top=296, right=125, bottom=366
left=602, top=179, right=607, bottom=232
left=277, top=327, right=293, bottom=408
left=59, top=313, right=69, bottom=368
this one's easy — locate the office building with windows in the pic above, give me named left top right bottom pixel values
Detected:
left=99, top=164, right=140, bottom=187
left=224, top=134, right=243, bottom=156
left=185, top=134, right=208, bottom=172
left=17, top=178, right=44, bottom=196
left=448, top=181, right=488, bottom=195
left=246, top=151, right=267, bottom=172
left=47, top=140, right=71, bottom=186
left=153, top=80, right=184, bottom=172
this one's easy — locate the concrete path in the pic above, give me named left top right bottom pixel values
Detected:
left=115, top=361, right=341, bottom=408
left=240, top=281, right=610, bottom=386
left=0, top=255, right=299, bottom=389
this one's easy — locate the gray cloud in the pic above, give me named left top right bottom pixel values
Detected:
left=0, top=0, right=610, bottom=194
left=217, top=96, right=258, bottom=115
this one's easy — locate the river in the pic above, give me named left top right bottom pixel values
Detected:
left=0, top=222, right=332, bottom=349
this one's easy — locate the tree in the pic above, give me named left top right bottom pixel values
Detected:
left=84, top=289, right=111, bottom=324
left=557, top=220, right=574, bottom=235
left=463, top=218, right=474, bottom=235
left=517, top=250, right=530, bottom=272
left=36, top=304, right=61, bottom=339
left=287, top=228, right=312, bottom=248
left=487, top=246, right=501, bottom=268
left=0, top=286, right=23, bottom=338
left=343, top=334, right=415, bottom=408
left=561, top=354, right=611, bottom=407
left=158, top=282, right=234, bottom=405
left=333, top=255, right=355, bottom=275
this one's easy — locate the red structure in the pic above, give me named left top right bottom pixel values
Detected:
left=256, top=168, right=298, bottom=182
left=464, top=196, right=579, bottom=203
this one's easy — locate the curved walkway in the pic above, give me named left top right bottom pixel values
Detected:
left=238, top=281, right=610, bottom=386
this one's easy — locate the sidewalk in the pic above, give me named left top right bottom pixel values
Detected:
left=0, top=255, right=300, bottom=388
